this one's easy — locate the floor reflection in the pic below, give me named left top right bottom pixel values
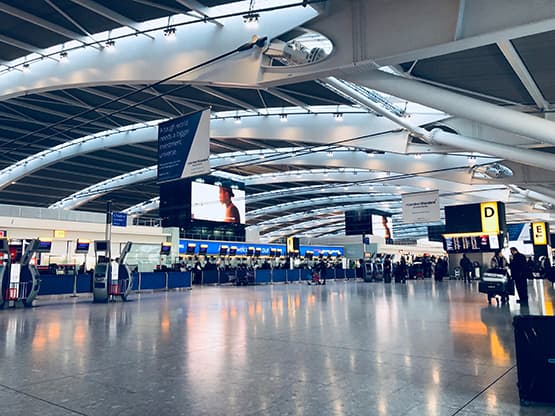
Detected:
left=0, top=280, right=554, bottom=415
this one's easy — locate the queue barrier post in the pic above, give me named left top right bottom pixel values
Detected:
left=71, top=273, right=78, bottom=297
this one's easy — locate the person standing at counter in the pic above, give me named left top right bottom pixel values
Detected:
left=510, top=247, right=528, bottom=305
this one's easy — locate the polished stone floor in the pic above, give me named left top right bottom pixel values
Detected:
left=1, top=279, right=555, bottom=415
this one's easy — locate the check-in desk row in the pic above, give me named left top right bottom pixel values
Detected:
left=38, top=272, right=192, bottom=296
left=37, top=268, right=357, bottom=294
left=196, top=268, right=357, bottom=285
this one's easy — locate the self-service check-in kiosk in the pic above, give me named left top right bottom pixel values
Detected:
left=4, top=239, right=50, bottom=308
left=93, top=241, right=133, bottom=303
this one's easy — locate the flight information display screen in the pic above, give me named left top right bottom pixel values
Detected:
left=443, top=234, right=502, bottom=253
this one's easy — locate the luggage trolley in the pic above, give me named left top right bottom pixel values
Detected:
left=3, top=239, right=49, bottom=308
left=478, top=269, right=514, bottom=305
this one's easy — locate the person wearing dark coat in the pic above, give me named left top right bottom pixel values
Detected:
left=434, top=257, right=447, bottom=282
left=460, top=254, right=473, bottom=283
left=510, top=247, right=528, bottom=305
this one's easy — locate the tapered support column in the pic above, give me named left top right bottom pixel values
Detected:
left=347, top=70, right=555, bottom=145
left=429, top=129, right=555, bottom=172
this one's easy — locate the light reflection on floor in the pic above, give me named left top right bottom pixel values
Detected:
left=0, top=280, right=554, bottom=415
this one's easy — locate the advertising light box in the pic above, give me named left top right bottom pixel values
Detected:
left=190, top=182, right=245, bottom=224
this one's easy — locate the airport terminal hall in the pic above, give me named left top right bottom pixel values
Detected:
left=3, top=0, right=555, bottom=415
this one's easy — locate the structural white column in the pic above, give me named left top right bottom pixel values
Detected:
left=429, top=129, right=555, bottom=172
left=507, top=185, right=555, bottom=207
left=323, top=77, right=430, bottom=139
left=347, top=70, right=555, bottom=146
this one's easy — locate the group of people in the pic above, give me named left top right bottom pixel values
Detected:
left=473, top=247, right=534, bottom=305
left=487, top=248, right=531, bottom=305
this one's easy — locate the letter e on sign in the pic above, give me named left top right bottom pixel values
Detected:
left=532, top=222, right=547, bottom=245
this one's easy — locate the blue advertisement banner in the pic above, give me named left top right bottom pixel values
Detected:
left=178, top=240, right=344, bottom=257
left=157, top=109, right=210, bottom=183
left=111, top=212, right=127, bottom=227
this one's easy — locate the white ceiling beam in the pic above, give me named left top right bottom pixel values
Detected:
left=175, top=0, right=223, bottom=27
left=193, top=85, right=259, bottom=113
left=346, top=70, right=555, bottom=146
left=81, top=87, right=177, bottom=119
left=127, top=86, right=204, bottom=112
left=0, top=2, right=83, bottom=40
left=454, top=0, right=466, bottom=40
left=49, top=167, right=156, bottom=209
left=497, top=40, right=550, bottom=111
left=265, top=88, right=310, bottom=111
left=0, top=125, right=156, bottom=190
left=0, top=34, right=41, bottom=54
left=8, top=97, right=115, bottom=132
left=67, top=0, right=154, bottom=39
left=44, top=0, right=103, bottom=49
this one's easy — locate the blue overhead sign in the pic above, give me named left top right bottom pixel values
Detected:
left=179, top=239, right=344, bottom=257
left=157, top=109, right=211, bottom=183
left=112, top=212, right=127, bottom=227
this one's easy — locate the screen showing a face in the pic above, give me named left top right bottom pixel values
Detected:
left=372, top=215, right=393, bottom=239
left=191, top=182, right=246, bottom=224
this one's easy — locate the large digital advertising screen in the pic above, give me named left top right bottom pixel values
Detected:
left=190, top=182, right=246, bottom=224
left=344, top=209, right=372, bottom=236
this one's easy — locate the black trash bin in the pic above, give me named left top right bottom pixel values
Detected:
left=513, top=315, right=555, bottom=404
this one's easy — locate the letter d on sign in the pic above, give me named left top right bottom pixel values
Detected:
left=480, top=202, right=499, bottom=234
left=484, top=207, right=495, bottom=217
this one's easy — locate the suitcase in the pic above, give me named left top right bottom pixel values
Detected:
left=513, top=315, right=555, bottom=404
left=478, top=270, right=514, bottom=304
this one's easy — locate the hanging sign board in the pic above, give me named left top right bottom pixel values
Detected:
left=402, top=190, right=440, bottom=223
left=157, top=109, right=211, bottom=183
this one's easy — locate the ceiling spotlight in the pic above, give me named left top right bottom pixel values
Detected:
left=243, top=13, right=260, bottom=27
left=279, top=114, right=288, bottom=122
left=334, top=112, right=343, bottom=121
left=234, top=116, right=242, bottom=124
left=484, top=163, right=514, bottom=179
left=22, top=63, right=30, bottom=72
left=164, top=27, right=176, bottom=39
left=327, top=151, right=334, bottom=158
left=467, top=155, right=476, bottom=166
left=59, top=51, right=68, bottom=62
left=105, top=39, right=116, bottom=49
left=414, top=153, right=422, bottom=159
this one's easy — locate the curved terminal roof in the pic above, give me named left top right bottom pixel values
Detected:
left=1, top=0, right=555, bottom=243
